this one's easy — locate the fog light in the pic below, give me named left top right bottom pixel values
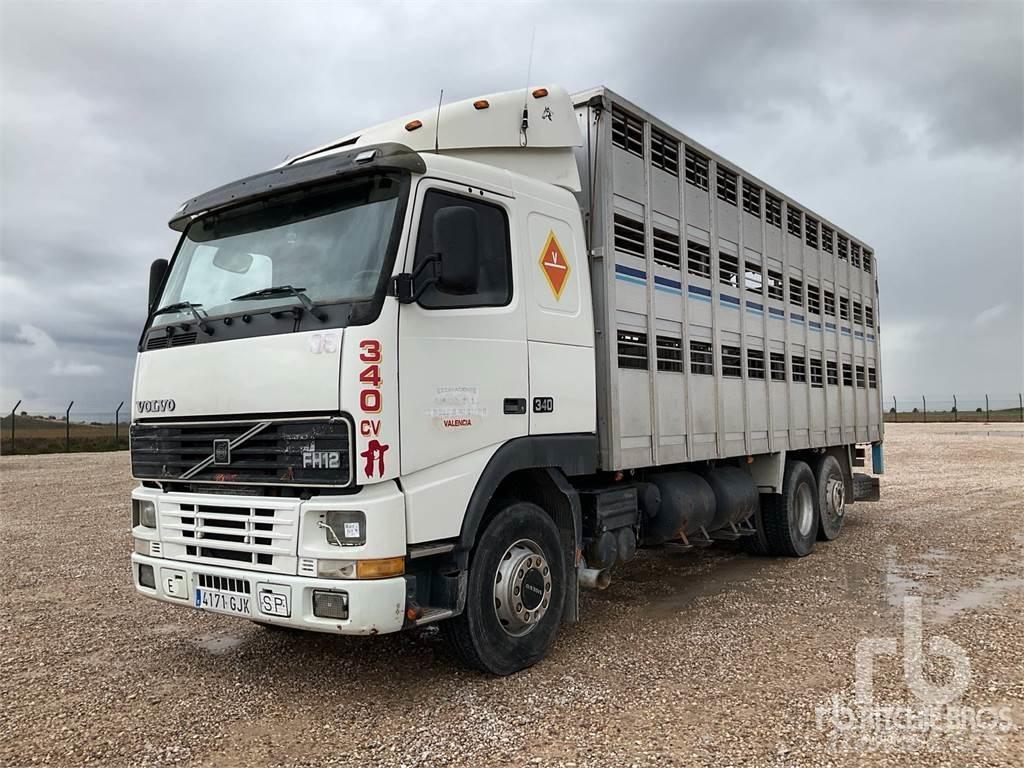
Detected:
left=138, top=563, right=156, bottom=589
left=356, top=557, right=404, bottom=580
left=133, top=498, right=156, bottom=528
left=320, top=510, right=366, bottom=546
left=312, top=590, right=349, bottom=619
left=317, top=559, right=357, bottom=579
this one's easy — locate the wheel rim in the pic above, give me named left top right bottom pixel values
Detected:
left=493, top=538, right=552, bottom=637
left=795, top=482, right=815, bottom=537
left=826, top=476, right=846, bottom=520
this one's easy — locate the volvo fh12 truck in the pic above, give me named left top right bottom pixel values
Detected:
left=131, top=85, right=884, bottom=674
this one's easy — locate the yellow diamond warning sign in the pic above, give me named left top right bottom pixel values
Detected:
left=539, top=231, right=570, bottom=300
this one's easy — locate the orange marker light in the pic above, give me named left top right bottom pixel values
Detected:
left=356, top=557, right=405, bottom=580
left=532, top=88, right=549, bottom=98
left=473, top=99, right=490, bottom=110
left=405, top=119, right=423, bottom=131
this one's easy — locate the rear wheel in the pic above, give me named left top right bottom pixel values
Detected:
left=441, top=501, right=566, bottom=675
left=760, top=460, right=818, bottom=557
left=814, top=455, right=846, bottom=541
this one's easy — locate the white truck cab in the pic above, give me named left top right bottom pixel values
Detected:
left=131, top=86, right=883, bottom=674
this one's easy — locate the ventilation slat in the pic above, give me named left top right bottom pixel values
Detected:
left=689, top=340, right=713, bottom=375
left=650, top=128, right=678, bottom=175
left=765, top=194, right=782, bottom=228
left=687, top=240, right=711, bottom=279
left=716, top=166, right=738, bottom=205
left=617, top=330, right=648, bottom=370
left=611, top=108, right=643, bottom=157
left=742, top=180, right=761, bottom=217
left=685, top=147, right=709, bottom=190
left=721, top=345, right=742, bottom=378
left=613, top=214, right=645, bottom=258
left=656, top=336, right=683, bottom=372
left=652, top=228, right=680, bottom=269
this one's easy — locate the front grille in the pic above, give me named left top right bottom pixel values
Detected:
left=198, top=573, right=251, bottom=594
left=131, top=418, right=352, bottom=487
left=160, top=497, right=299, bottom=574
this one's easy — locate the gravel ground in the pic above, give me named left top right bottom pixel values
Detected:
left=2, top=423, right=1022, bottom=767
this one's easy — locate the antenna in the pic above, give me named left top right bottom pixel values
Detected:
left=520, top=26, right=536, bottom=147
left=434, top=88, right=444, bottom=153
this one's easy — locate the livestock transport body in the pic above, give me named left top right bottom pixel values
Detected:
left=130, top=85, right=884, bottom=674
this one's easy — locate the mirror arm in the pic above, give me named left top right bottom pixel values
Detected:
left=390, top=254, right=440, bottom=304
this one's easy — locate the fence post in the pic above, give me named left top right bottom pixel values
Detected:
left=922, top=395, right=927, bottom=423
left=9, top=400, right=21, bottom=452
left=892, top=395, right=897, bottom=423
left=65, top=401, right=74, bottom=452
left=985, top=394, right=990, bottom=423
left=952, top=394, right=957, bottom=423
left=115, top=401, right=124, bottom=447
left=1019, top=393, right=1023, bottom=423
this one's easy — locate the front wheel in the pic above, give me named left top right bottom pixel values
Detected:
left=441, top=501, right=566, bottom=675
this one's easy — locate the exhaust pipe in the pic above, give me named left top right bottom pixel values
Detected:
left=578, top=566, right=611, bottom=590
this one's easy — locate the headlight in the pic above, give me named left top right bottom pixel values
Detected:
left=319, top=510, right=366, bottom=546
left=133, top=499, right=157, bottom=529
left=317, top=559, right=356, bottom=579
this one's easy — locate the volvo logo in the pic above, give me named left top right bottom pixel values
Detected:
left=213, top=439, right=231, bottom=465
left=136, top=399, right=176, bottom=413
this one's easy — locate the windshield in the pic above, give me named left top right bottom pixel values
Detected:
left=153, top=174, right=402, bottom=326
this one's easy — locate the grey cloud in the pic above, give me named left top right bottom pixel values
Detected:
left=1, top=0, right=1021, bottom=413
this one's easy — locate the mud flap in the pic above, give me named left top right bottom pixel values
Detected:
left=853, top=473, right=880, bottom=502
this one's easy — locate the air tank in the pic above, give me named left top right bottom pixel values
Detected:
left=702, top=466, right=759, bottom=532
left=640, top=472, right=716, bottom=545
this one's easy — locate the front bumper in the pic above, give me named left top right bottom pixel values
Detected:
left=131, top=553, right=406, bottom=635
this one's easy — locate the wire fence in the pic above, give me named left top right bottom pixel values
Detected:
left=2, top=399, right=130, bottom=455
left=2, top=392, right=1022, bottom=455
left=884, top=394, right=1024, bottom=423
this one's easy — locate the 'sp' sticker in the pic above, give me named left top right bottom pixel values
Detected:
left=539, top=231, right=570, bottom=300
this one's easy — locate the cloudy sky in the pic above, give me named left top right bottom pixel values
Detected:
left=1, top=0, right=1022, bottom=417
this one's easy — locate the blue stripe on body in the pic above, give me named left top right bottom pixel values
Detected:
left=615, top=264, right=646, bottom=280
left=688, top=285, right=712, bottom=303
left=655, top=275, right=681, bottom=289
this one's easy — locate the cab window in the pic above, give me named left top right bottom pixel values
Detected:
left=413, top=190, right=512, bottom=309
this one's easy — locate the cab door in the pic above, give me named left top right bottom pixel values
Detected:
left=397, top=180, right=528, bottom=483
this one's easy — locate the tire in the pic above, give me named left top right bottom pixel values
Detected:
left=814, top=455, right=846, bottom=541
left=441, top=501, right=566, bottom=675
left=760, top=460, right=818, bottom=557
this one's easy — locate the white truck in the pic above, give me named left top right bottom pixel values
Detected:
left=131, top=85, right=884, bottom=674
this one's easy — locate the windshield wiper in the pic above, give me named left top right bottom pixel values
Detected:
left=231, top=285, right=327, bottom=321
left=152, top=302, right=213, bottom=335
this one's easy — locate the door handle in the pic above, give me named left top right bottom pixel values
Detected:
left=503, top=398, right=527, bottom=415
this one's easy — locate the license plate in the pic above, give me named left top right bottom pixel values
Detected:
left=194, top=587, right=251, bottom=617
left=257, top=587, right=290, bottom=617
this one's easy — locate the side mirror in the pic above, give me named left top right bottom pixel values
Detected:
left=149, top=258, right=169, bottom=311
left=433, top=206, right=479, bottom=295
